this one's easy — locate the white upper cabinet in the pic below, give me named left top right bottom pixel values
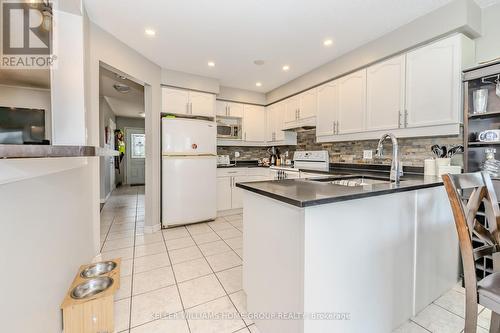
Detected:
left=162, top=87, right=215, bottom=117
left=243, top=105, right=266, bottom=142
left=190, top=91, right=215, bottom=117
left=405, top=35, right=463, bottom=128
left=162, top=87, right=190, bottom=115
left=338, top=69, right=367, bottom=134
left=298, top=88, right=317, bottom=119
left=284, top=96, right=300, bottom=123
left=217, top=101, right=244, bottom=118
left=267, top=102, right=286, bottom=142
left=366, top=55, right=406, bottom=131
left=216, top=100, right=228, bottom=116
left=316, top=81, right=339, bottom=137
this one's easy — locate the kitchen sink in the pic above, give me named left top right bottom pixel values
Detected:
left=309, top=176, right=392, bottom=186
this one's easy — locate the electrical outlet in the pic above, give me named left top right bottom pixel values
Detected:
left=234, top=151, right=240, bottom=158
left=363, top=150, right=373, bottom=160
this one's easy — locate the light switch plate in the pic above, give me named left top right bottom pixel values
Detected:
left=363, top=150, right=373, bottom=160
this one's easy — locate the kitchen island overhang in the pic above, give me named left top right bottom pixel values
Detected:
left=238, top=177, right=459, bottom=333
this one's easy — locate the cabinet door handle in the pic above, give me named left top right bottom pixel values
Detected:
left=333, top=121, right=336, bottom=134
left=244, top=132, right=247, bottom=141
left=190, top=102, right=193, bottom=114
left=336, top=121, right=339, bottom=134
left=227, top=105, right=230, bottom=116
left=298, top=109, right=300, bottom=119
left=404, top=109, right=408, bottom=127
left=186, top=103, right=190, bottom=114
left=398, top=111, right=401, bottom=128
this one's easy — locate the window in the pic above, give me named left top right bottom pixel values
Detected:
left=131, top=133, right=145, bottom=158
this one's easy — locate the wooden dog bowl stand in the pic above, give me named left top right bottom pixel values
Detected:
left=61, top=258, right=121, bottom=333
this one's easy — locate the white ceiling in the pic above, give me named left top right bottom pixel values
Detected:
left=85, top=0, right=497, bottom=93
left=99, top=67, right=144, bottom=118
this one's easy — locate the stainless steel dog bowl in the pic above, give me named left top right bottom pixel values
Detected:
left=70, top=276, right=114, bottom=300
left=80, top=261, right=117, bottom=278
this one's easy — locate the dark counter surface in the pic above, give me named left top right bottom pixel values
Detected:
left=0, top=145, right=103, bottom=159
left=236, top=166, right=443, bottom=208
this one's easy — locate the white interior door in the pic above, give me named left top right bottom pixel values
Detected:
left=109, top=119, right=116, bottom=190
left=126, top=127, right=145, bottom=185
left=162, top=156, right=216, bottom=227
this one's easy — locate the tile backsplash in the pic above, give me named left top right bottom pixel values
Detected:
left=217, top=129, right=464, bottom=167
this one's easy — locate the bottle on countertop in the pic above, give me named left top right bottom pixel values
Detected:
left=481, top=148, right=500, bottom=177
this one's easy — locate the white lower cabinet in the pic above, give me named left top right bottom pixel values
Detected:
left=216, top=177, right=232, bottom=211
left=217, top=168, right=272, bottom=211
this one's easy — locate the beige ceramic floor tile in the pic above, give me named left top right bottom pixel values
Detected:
left=216, top=266, right=242, bottom=294
left=392, top=321, right=430, bottom=332
left=172, top=258, right=212, bottom=282
left=434, top=289, right=483, bottom=318
left=133, top=252, right=171, bottom=274
left=412, top=304, right=464, bottom=333
left=114, top=298, right=131, bottom=333
left=135, top=232, right=163, bottom=246
left=229, top=290, right=253, bottom=325
left=205, top=251, right=242, bottom=272
left=169, top=246, right=203, bottom=264
left=478, top=308, right=491, bottom=330
left=178, top=274, right=226, bottom=309
left=216, top=227, right=242, bottom=240
left=208, top=221, right=235, bottom=232
left=114, top=275, right=132, bottom=300
left=163, top=227, right=190, bottom=240
left=135, top=242, right=167, bottom=258
left=129, top=313, right=190, bottom=333
left=166, top=236, right=196, bottom=251
left=191, top=231, right=221, bottom=245
left=186, top=296, right=246, bottom=333
left=248, top=324, right=261, bottom=333
left=224, top=214, right=243, bottom=222
left=133, top=266, right=176, bottom=295
left=107, top=230, right=135, bottom=241
left=102, top=247, right=134, bottom=261
left=225, top=237, right=243, bottom=250
left=199, top=240, right=232, bottom=257
left=103, top=237, right=135, bottom=252
left=186, top=223, right=213, bottom=235
left=130, top=285, right=183, bottom=327
left=120, top=259, right=133, bottom=277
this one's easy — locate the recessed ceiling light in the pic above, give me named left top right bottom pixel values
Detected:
left=207, top=61, right=215, bottom=67
left=113, top=83, right=130, bottom=93
left=145, top=28, right=156, bottom=36
left=323, top=39, right=333, bottom=47
left=253, top=60, right=265, bottom=66
left=256, top=82, right=262, bottom=87
left=282, top=65, right=290, bottom=71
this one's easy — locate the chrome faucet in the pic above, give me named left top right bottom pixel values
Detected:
left=375, top=133, right=403, bottom=184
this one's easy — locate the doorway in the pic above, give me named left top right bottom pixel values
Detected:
left=125, top=127, right=146, bottom=185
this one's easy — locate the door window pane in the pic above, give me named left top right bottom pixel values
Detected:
left=131, top=133, right=145, bottom=158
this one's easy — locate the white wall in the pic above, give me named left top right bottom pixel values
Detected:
left=99, top=97, right=116, bottom=201
left=0, top=158, right=97, bottom=333
left=218, top=86, right=266, bottom=105
left=475, top=3, right=500, bottom=64
left=266, top=0, right=482, bottom=103
left=86, top=16, right=162, bottom=232
left=162, top=68, right=219, bottom=94
left=51, top=8, right=86, bottom=145
left=0, top=84, right=52, bottom=141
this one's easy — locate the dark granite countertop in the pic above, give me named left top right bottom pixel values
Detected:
left=217, top=160, right=263, bottom=168
left=0, top=145, right=104, bottom=159
left=236, top=168, right=443, bottom=207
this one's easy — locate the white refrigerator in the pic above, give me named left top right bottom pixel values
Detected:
left=161, top=117, right=217, bottom=228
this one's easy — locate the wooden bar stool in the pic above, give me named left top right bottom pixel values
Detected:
left=443, top=172, right=500, bottom=333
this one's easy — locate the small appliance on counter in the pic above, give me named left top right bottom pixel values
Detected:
left=217, top=155, right=231, bottom=166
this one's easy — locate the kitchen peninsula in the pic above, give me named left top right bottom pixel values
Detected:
left=237, top=172, right=459, bottom=333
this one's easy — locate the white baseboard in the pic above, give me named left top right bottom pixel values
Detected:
left=100, top=191, right=111, bottom=204
left=143, top=223, right=161, bottom=234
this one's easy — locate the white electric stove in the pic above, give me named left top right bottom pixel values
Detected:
left=270, top=150, right=330, bottom=180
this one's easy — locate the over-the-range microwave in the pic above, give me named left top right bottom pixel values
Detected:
left=217, top=116, right=242, bottom=140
